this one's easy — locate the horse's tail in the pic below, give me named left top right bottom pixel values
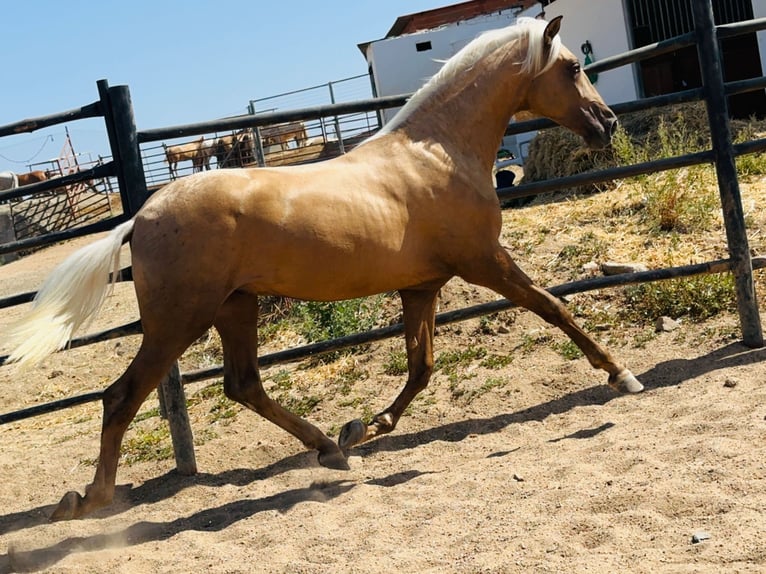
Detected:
left=3, top=219, right=135, bottom=368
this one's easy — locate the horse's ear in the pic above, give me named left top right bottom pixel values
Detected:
left=544, top=16, right=563, bottom=48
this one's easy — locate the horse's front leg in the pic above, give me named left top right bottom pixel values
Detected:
left=463, top=247, right=643, bottom=393
left=339, top=287, right=441, bottom=450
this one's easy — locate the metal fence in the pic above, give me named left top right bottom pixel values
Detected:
left=140, top=75, right=381, bottom=189
left=1, top=4, right=766, bottom=472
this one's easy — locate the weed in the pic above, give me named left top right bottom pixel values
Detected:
left=554, top=339, right=584, bottom=360
left=632, top=329, right=657, bottom=349
left=612, top=116, right=718, bottom=233
left=518, top=331, right=552, bottom=353
left=281, top=395, right=322, bottom=417
left=292, top=295, right=385, bottom=342
left=622, top=274, right=736, bottom=323
left=134, top=406, right=161, bottom=423
left=122, top=425, right=173, bottom=464
left=434, top=346, right=488, bottom=375
left=734, top=124, right=766, bottom=176
left=480, top=353, right=514, bottom=369
left=383, top=349, right=409, bottom=376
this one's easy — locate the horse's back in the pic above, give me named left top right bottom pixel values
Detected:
left=131, top=158, right=457, bottom=300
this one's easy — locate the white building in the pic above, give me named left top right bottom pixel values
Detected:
left=360, top=0, right=766, bottom=162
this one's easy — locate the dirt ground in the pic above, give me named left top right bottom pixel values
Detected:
left=1, top=192, right=766, bottom=573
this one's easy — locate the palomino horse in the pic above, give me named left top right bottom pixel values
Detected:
left=261, top=121, right=308, bottom=150
left=163, top=137, right=210, bottom=179
left=3, top=17, right=642, bottom=521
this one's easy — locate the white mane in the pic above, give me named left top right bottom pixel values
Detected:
left=375, top=17, right=561, bottom=137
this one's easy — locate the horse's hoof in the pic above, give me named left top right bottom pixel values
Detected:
left=50, top=491, right=83, bottom=522
left=318, top=449, right=350, bottom=471
left=609, top=369, right=644, bottom=394
left=338, top=419, right=367, bottom=451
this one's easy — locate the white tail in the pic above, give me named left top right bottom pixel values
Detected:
left=3, top=219, right=135, bottom=368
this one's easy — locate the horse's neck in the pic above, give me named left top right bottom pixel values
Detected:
left=395, top=52, right=531, bottom=170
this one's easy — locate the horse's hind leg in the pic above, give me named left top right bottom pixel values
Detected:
left=214, top=291, right=348, bottom=470
left=339, top=287, right=441, bottom=450
left=50, top=332, right=196, bottom=521
left=463, top=248, right=642, bottom=393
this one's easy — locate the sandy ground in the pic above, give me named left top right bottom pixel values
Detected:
left=1, top=220, right=766, bottom=573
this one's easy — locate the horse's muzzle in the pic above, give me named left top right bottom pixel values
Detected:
left=584, top=104, right=618, bottom=149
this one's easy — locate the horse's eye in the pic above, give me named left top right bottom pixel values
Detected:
left=572, top=62, right=581, bottom=76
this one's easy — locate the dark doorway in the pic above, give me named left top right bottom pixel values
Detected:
left=627, top=0, right=766, bottom=118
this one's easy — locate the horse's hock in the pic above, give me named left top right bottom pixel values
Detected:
left=0, top=206, right=18, bottom=264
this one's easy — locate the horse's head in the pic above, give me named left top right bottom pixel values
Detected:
left=519, top=17, right=617, bottom=149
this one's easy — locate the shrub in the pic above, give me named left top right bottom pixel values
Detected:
left=622, top=273, right=736, bottom=323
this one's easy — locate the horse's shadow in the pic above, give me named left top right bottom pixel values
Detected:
left=355, top=341, right=766, bottom=455
left=0, top=341, right=762, bottom=572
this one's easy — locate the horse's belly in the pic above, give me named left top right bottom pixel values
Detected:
left=242, top=249, right=444, bottom=301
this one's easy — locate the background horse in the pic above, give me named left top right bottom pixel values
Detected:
left=215, top=130, right=254, bottom=167
left=163, top=137, right=207, bottom=179
left=261, top=121, right=308, bottom=150
left=3, top=17, right=641, bottom=521
left=16, top=170, right=48, bottom=186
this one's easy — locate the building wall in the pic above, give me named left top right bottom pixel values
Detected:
left=366, top=9, right=528, bottom=124
left=541, top=0, right=639, bottom=105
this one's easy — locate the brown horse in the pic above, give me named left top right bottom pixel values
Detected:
left=214, top=130, right=254, bottom=167
left=16, top=170, right=49, bottom=186
left=2, top=17, right=641, bottom=521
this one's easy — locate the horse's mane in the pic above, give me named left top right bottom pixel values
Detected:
left=375, top=17, right=561, bottom=137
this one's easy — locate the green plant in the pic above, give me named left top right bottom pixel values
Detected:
left=292, top=295, right=385, bottom=342
left=622, top=274, right=736, bottom=323
left=383, top=350, right=409, bottom=376
left=554, top=339, right=584, bottom=360
left=734, top=124, right=766, bottom=176
left=121, top=425, right=173, bottom=464
left=611, top=115, right=718, bottom=233
left=434, top=346, right=488, bottom=375
left=480, top=353, right=514, bottom=369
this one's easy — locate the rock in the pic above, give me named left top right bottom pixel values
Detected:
left=512, top=473, right=525, bottom=482
left=691, top=531, right=711, bottom=544
left=582, top=261, right=600, bottom=275
left=655, top=316, right=680, bottom=332
left=601, top=261, right=649, bottom=275
left=723, top=378, right=738, bottom=388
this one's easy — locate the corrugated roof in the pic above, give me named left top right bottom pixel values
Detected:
left=385, top=0, right=539, bottom=38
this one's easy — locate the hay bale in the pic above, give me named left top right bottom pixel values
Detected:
left=522, top=102, right=727, bottom=199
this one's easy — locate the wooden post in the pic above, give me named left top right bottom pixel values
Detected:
left=692, top=2, right=763, bottom=348
left=159, top=362, right=197, bottom=475
left=98, top=79, right=199, bottom=473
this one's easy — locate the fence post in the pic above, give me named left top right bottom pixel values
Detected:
left=98, top=79, right=199, bottom=472
left=97, top=80, right=149, bottom=216
left=692, top=2, right=763, bottom=348
left=158, top=363, right=197, bottom=475
left=328, top=81, right=345, bottom=154
left=247, top=101, right=267, bottom=167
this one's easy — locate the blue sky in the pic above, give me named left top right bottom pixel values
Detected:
left=0, top=1, right=450, bottom=172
